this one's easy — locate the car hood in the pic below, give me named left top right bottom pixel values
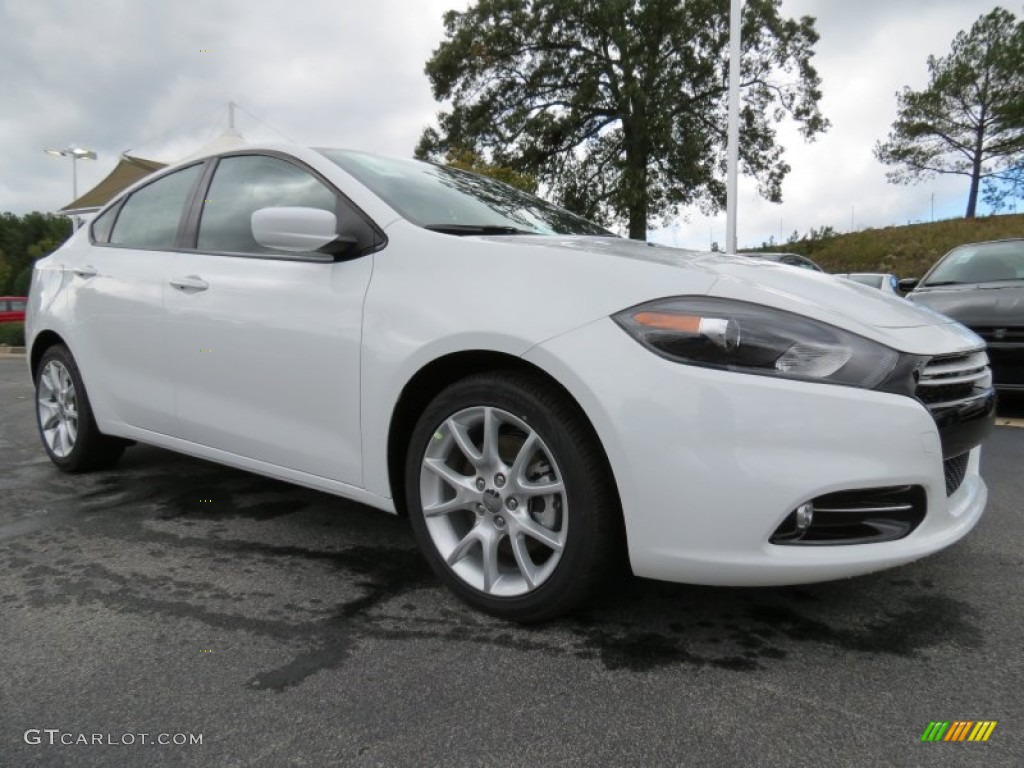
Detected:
left=511, top=235, right=965, bottom=332
left=908, top=282, right=1024, bottom=327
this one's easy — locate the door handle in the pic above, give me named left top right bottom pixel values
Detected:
left=72, top=265, right=98, bottom=279
left=169, top=275, right=210, bottom=292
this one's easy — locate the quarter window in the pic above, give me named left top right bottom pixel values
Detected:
left=90, top=205, right=117, bottom=244
left=109, top=164, right=203, bottom=249
left=197, top=155, right=337, bottom=254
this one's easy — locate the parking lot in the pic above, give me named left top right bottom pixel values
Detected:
left=1, top=354, right=1022, bottom=767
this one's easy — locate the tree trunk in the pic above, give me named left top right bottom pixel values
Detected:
left=966, top=70, right=990, bottom=219
left=966, top=116, right=985, bottom=218
left=621, top=104, right=650, bottom=240
left=966, top=169, right=980, bottom=219
left=623, top=146, right=649, bottom=240
left=628, top=196, right=648, bottom=240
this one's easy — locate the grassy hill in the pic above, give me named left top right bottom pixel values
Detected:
left=752, top=213, right=1024, bottom=278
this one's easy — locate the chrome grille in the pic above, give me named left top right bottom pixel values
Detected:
left=915, top=350, right=991, bottom=407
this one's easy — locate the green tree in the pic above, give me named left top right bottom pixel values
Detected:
left=417, top=0, right=828, bottom=240
left=443, top=148, right=538, bottom=192
left=0, top=251, right=9, bottom=292
left=0, top=212, right=71, bottom=294
left=875, top=7, right=1024, bottom=219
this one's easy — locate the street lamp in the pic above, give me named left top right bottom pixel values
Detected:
left=725, top=0, right=742, bottom=254
left=44, top=146, right=97, bottom=230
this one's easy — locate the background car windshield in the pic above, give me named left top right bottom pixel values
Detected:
left=924, top=242, right=1024, bottom=286
left=318, top=149, right=612, bottom=237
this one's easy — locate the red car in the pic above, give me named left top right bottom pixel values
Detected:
left=0, top=296, right=27, bottom=323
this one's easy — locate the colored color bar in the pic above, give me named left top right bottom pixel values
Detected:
left=980, top=721, right=997, bottom=742
left=945, top=721, right=966, bottom=741
left=925, top=721, right=950, bottom=742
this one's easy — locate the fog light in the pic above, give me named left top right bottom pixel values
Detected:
left=795, top=503, right=814, bottom=533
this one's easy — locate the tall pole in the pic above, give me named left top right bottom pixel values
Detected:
left=725, top=0, right=742, bottom=254
left=44, top=146, right=96, bottom=231
left=228, top=100, right=236, bottom=131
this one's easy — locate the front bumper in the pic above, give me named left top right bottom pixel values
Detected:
left=524, top=318, right=989, bottom=586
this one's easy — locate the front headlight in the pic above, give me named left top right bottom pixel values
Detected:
left=613, top=297, right=901, bottom=390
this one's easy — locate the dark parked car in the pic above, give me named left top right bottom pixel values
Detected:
left=0, top=296, right=27, bottom=324
left=737, top=251, right=824, bottom=272
left=904, top=239, right=1024, bottom=392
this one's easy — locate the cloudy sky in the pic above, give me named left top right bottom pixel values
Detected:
left=0, top=0, right=1009, bottom=249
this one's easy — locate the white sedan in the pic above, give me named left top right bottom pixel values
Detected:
left=26, top=146, right=995, bottom=621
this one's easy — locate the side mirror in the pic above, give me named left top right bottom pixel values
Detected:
left=898, top=277, right=919, bottom=293
left=251, top=207, right=356, bottom=257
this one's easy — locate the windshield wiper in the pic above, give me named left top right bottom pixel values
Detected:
left=423, top=224, right=533, bottom=236
left=920, top=280, right=963, bottom=287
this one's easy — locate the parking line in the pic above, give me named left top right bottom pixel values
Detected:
left=995, top=418, right=1024, bottom=429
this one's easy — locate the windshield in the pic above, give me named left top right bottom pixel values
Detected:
left=317, top=149, right=613, bottom=237
left=922, top=241, right=1024, bottom=286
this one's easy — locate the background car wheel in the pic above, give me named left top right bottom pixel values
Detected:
left=405, top=371, right=621, bottom=622
left=35, top=344, right=126, bottom=473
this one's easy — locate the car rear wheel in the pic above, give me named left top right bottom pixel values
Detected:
left=405, top=371, right=620, bottom=622
left=35, top=344, right=126, bottom=472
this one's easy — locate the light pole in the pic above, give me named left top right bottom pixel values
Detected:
left=44, top=146, right=97, bottom=230
left=725, top=0, right=742, bottom=254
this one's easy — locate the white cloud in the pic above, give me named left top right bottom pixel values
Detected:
left=656, top=0, right=1007, bottom=249
left=0, top=0, right=1008, bottom=245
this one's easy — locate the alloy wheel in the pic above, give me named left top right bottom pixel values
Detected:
left=37, top=360, right=78, bottom=458
left=419, top=406, right=568, bottom=597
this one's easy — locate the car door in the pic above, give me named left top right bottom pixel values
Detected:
left=65, top=162, right=205, bottom=434
left=164, top=153, right=374, bottom=485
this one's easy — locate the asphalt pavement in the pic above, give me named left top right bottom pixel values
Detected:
left=1, top=355, right=1022, bottom=767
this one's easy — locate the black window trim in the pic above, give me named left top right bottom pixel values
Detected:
left=88, top=150, right=387, bottom=262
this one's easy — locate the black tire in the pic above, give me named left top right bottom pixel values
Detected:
left=34, top=344, right=127, bottom=473
left=404, top=370, right=621, bottom=622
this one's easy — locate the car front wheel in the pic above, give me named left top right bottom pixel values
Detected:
left=405, top=371, right=620, bottom=622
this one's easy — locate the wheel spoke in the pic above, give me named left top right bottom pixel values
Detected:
left=510, top=533, right=538, bottom=589
left=52, top=421, right=65, bottom=456
left=480, top=528, right=501, bottom=592
left=514, top=514, right=564, bottom=552
left=38, top=400, right=59, bottom=429
left=65, top=415, right=78, bottom=445
left=43, top=366, right=60, bottom=396
left=481, top=407, right=500, bottom=466
left=447, top=417, right=483, bottom=468
left=509, top=431, right=539, bottom=483
left=446, top=527, right=480, bottom=567
left=519, top=478, right=564, bottom=497
left=422, top=494, right=472, bottom=518
left=423, top=458, right=474, bottom=492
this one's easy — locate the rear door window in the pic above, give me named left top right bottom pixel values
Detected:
left=109, top=164, right=203, bottom=249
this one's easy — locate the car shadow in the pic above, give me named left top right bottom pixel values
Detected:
left=14, top=441, right=980, bottom=691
